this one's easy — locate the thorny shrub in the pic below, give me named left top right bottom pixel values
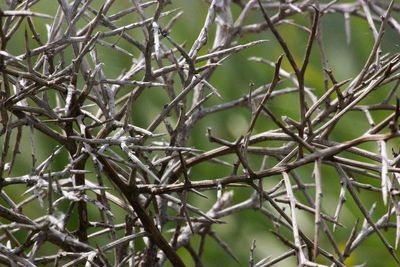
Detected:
left=0, top=0, right=399, bottom=266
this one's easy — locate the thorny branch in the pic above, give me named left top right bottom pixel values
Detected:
left=0, top=0, right=399, bottom=266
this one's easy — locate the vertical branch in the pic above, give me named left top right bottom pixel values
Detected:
left=312, top=159, right=322, bottom=261
left=282, top=172, right=306, bottom=265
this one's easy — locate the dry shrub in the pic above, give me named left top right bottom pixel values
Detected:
left=0, top=0, right=399, bottom=266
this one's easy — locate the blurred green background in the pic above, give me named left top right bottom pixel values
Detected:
left=1, top=0, right=399, bottom=266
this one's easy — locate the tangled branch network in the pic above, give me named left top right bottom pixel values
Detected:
left=0, top=0, right=399, bottom=266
